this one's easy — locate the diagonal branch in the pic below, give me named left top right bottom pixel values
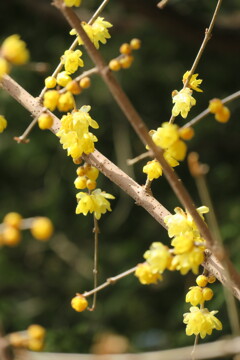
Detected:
left=54, top=1, right=217, bottom=254
left=1, top=74, right=240, bottom=300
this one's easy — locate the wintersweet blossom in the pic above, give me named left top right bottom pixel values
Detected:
left=61, top=49, right=84, bottom=74
left=1, top=35, right=29, bottom=65
left=144, top=242, right=172, bottom=274
left=183, top=306, right=222, bottom=338
left=172, top=88, right=196, bottom=119
left=185, top=286, right=204, bottom=306
left=76, top=189, right=115, bottom=219
left=143, top=160, right=162, bottom=181
left=135, top=263, right=162, bottom=285
left=164, top=206, right=209, bottom=238
left=57, top=106, right=99, bottom=159
left=171, top=246, right=205, bottom=275
left=143, top=123, right=187, bottom=181
left=182, top=71, right=203, bottom=92
left=70, top=17, right=112, bottom=49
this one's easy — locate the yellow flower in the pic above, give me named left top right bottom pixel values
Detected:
left=183, top=306, right=222, bottom=339
left=171, top=246, right=205, bottom=275
left=0, top=115, right=7, bottom=133
left=1, top=34, right=29, bottom=65
left=143, top=160, right=162, bottom=181
left=167, top=139, right=187, bottom=161
left=57, top=91, right=75, bottom=112
left=43, top=90, right=60, bottom=111
left=172, top=88, right=196, bottom=119
left=0, top=58, right=10, bottom=79
left=70, top=17, right=112, bottom=49
left=57, top=106, right=99, bottom=159
left=144, top=242, right=172, bottom=274
left=61, top=49, right=84, bottom=74
left=76, top=189, right=115, bottom=219
left=182, top=71, right=203, bottom=92
left=56, top=71, right=72, bottom=87
left=171, top=232, right=194, bottom=254
left=150, top=123, right=179, bottom=149
left=164, top=207, right=190, bottom=238
left=185, top=286, right=204, bottom=306
left=64, top=0, right=81, bottom=7
left=71, top=295, right=88, bottom=312
left=30, top=217, right=54, bottom=241
left=135, top=263, right=162, bottom=285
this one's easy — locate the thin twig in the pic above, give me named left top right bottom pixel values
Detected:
left=83, top=266, right=137, bottom=298
left=127, top=150, right=152, bottom=166
left=185, top=0, right=223, bottom=88
left=59, top=67, right=98, bottom=94
left=191, top=335, right=199, bottom=360
left=182, top=90, right=240, bottom=129
left=169, top=0, right=223, bottom=124
left=88, top=216, right=100, bottom=311
left=16, top=0, right=110, bottom=143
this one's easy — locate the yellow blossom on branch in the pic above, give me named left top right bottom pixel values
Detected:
left=144, top=242, right=172, bottom=274
left=1, top=34, right=29, bottom=65
left=172, top=88, right=196, bottom=119
left=70, top=17, right=112, bottom=49
left=182, top=71, right=203, bottom=92
left=183, top=306, right=222, bottom=338
left=135, top=263, right=162, bottom=285
left=57, top=106, right=99, bottom=159
left=76, top=189, right=115, bottom=219
left=61, top=49, right=84, bottom=74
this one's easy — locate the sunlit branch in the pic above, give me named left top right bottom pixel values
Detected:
left=182, top=90, right=240, bottom=129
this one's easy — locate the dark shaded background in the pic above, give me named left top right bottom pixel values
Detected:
left=0, top=0, right=240, bottom=355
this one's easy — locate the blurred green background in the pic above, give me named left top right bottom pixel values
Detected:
left=0, top=0, right=240, bottom=356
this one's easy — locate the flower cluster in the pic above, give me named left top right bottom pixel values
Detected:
left=135, top=262, right=162, bottom=285
left=143, top=123, right=187, bottom=181
left=70, top=17, right=112, bottom=49
left=76, top=189, right=115, bottom=220
left=171, top=71, right=203, bottom=119
left=74, top=163, right=99, bottom=190
left=183, top=307, right=222, bottom=339
left=8, top=324, right=46, bottom=352
left=56, top=106, right=98, bottom=159
left=164, top=206, right=208, bottom=274
left=0, top=212, right=53, bottom=247
left=109, top=38, right=141, bottom=71
left=144, top=242, right=172, bottom=274
left=208, top=98, right=230, bottom=123
left=0, top=34, right=29, bottom=79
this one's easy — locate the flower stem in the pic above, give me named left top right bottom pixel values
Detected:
left=88, top=217, right=100, bottom=311
left=182, top=90, right=240, bottom=129
left=83, top=266, right=137, bottom=298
